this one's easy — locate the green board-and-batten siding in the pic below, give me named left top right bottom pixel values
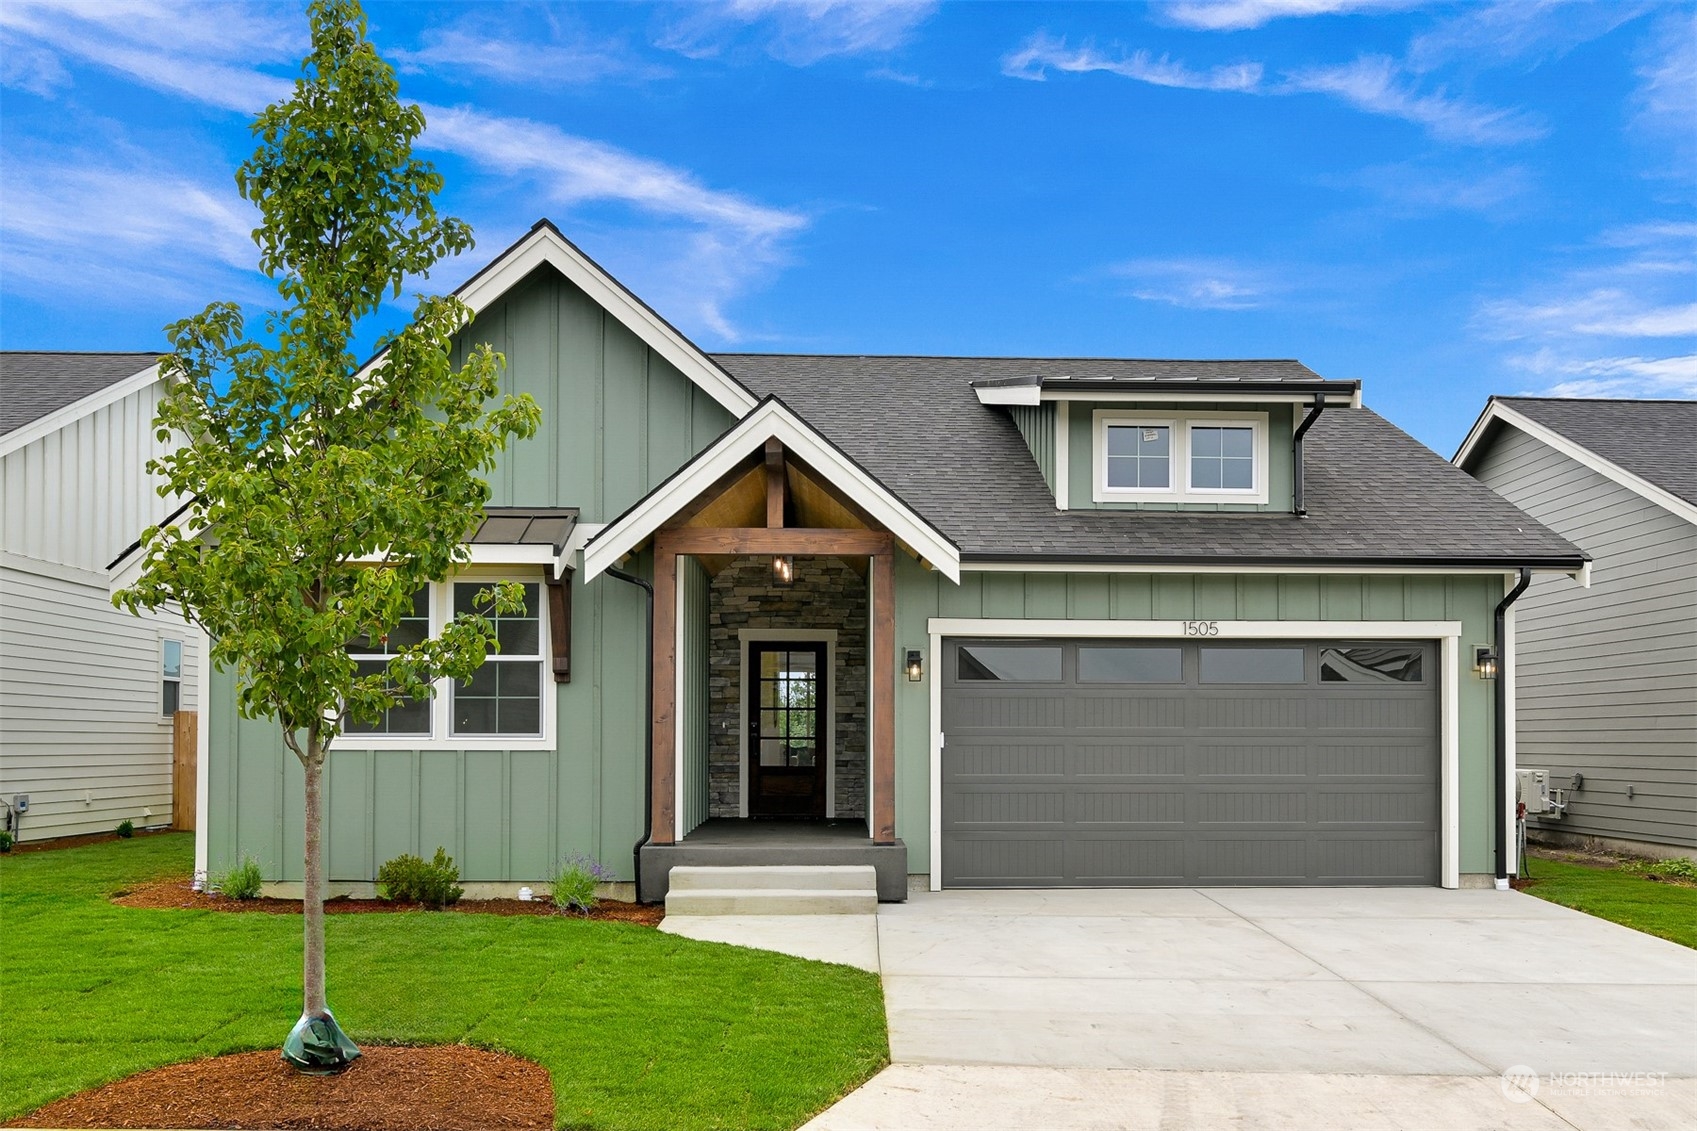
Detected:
left=680, top=555, right=711, bottom=837
left=1007, top=404, right=1056, bottom=493
left=890, top=559, right=1506, bottom=877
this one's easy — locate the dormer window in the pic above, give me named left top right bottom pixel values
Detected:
left=1094, top=410, right=1269, bottom=504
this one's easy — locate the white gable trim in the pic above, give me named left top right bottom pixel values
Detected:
left=449, top=223, right=756, bottom=417
left=583, top=398, right=961, bottom=582
left=1456, top=401, right=1697, bottom=528
left=0, top=363, right=161, bottom=459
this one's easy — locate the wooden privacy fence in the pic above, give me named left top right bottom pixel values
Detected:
left=173, top=710, right=198, bottom=831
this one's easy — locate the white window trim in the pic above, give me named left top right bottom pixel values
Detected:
left=925, top=617, right=1463, bottom=893
left=736, top=629, right=839, bottom=820
left=1093, top=410, right=1269, bottom=505
left=341, top=567, right=556, bottom=752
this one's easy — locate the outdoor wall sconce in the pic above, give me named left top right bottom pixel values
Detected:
left=1473, top=646, right=1499, bottom=680
left=772, top=555, right=794, bottom=586
left=906, top=649, right=924, bottom=681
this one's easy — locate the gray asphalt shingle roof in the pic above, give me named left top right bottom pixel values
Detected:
left=1493, top=397, right=1697, bottom=507
left=712, top=353, right=1584, bottom=566
left=0, top=351, right=160, bottom=436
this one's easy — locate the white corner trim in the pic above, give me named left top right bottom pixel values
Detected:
left=1054, top=401, right=1070, bottom=510
left=1456, top=402, right=1697, bottom=528
left=194, top=623, right=212, bottom=884
left=583, top=397, right=961, bottom=582
left=453, top=225, right=756, bottom=418
left=0, top=363, right=161, bottom=458
left=973, top=383, right=1042, bottom=406
left=925, top=618, right=1465, bottom=893
left=1502, top=577, right=1518, bottom=880
left=675, top=563, right=687, bottom=842
left=738, top=628, right=839, bottom=820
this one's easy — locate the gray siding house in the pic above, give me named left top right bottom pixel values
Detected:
left=1456, top=397, right=1697, bottom=856
left=179, top=222, right=1588, bottom=898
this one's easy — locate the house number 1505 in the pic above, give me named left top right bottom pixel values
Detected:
left=1183, top=620, right=1220, bottom=636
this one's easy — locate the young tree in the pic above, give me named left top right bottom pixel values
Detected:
left=116, top=0, right=539, bottom=1071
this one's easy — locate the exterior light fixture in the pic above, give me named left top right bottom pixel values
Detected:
left=1474, top=646, right=1499, bottom=680
left=906, top=649, right=924, bottom=682
left=772, top=555, right=794, bottom=586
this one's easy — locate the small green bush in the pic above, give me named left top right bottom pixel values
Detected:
left=377, top=847, right=463, bottom=909
left=115, top=820, right=135, bottom=839
left=217, top=856, right=264, bottom=900
left=0, top=830, right=13, bottom=853
left=551, top=853, right=614, bottom=914
left=1637, top=857, right=1697, bottom=883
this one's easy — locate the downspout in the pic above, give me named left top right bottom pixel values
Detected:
left=1291, top=392, right=1326, bottom=517
left=1494, top=567, right=1533, bottom=889
left=607, top=565, right=654, bottom=904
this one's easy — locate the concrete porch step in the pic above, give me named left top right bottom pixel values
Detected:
left=664, top=864, right=879, bottom=916
left=668, top=864, right=878, bottom=892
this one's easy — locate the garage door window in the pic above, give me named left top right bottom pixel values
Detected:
left=1198, top=646, right=1305, bottom=683
left=1321, top=645, right=1424, bottom=683
left=1078, top=645, right=1183, bottom=683
left=957, top=645, right=1063, bottom=682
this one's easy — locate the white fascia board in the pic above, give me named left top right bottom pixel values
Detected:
left=347, top=544, right=558, bottom=568
left=1456, top=402, right=1697, bottom=528
left=972, top=384, right=1042, bottom=406
left=961, top=561, right=1579, bottom=576
left=1043, top=389, right=1328, bottom=406
left=583, top=398, right=961, bottom=582
left=0, top=363, right=161, bottom=458
left=453, top=225, right=756, bottom=418
left=927, top=617, right=1461, bottom=639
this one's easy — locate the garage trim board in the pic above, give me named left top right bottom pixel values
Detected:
left=926, top=618, right=1463, bottom=891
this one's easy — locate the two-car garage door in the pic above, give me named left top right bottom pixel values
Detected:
left=940, top=638, right=1439, bottom=887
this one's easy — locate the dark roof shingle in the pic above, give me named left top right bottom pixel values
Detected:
left=711, top=353, right=1583, bottom=566
left=0, top=351, right=161, bottom=436
left=1493, top=397, right=1697, bottom=507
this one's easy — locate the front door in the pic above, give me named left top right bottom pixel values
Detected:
left=748, top=641, right=828, bottom=817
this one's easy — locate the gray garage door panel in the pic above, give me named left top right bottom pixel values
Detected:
left=941, top=639, right=1439, bottom=888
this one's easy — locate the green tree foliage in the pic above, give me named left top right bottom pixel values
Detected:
left=115, top=0, right=538, bottom=1068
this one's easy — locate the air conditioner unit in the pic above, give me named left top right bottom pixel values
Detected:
left=1516, top=769, right=1552, bottom=815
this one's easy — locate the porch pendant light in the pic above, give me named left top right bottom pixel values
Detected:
left=772, top=555, right=794, bottom=586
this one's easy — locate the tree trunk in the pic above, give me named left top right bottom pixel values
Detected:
left=302, top=740, right=327, bottom=1017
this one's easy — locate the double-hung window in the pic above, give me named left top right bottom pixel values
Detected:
left=341, top=575, right=551, bottom=749
left=1095, top=411, right=1269, bottom=504
left=161, top=639, right=183, bottom=718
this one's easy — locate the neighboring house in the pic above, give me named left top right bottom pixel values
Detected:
left=1455, top=397, right=1697, bottom=858
left=192, top=221, right=1586, bottom=898
left=0, top=352, right=200, bottom=842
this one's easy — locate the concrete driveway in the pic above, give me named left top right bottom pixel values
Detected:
left=803, top=887, right=1696, bottom=1130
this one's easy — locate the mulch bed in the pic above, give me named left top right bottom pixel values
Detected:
left=112, top=877, right=666, bottom=926
left=4, top=1046, right=552, bottom=1130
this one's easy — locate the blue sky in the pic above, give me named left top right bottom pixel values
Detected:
left=2, top=0, right=1692, bottom=453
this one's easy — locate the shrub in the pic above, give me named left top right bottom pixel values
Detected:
left=1637, top=857, right=1697, bottom=884
left=217, top=855, right=264, bottom=900
left=0, top=830, right=13, bottom=853
left=551, top=853, right=614, bottom=914
left=115, top=819, right=135, bottom=839
left=377, top=847, right=463, bottom=908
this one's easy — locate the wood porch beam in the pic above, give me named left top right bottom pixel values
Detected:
left=765, top=438, right=786, bottom=528
left=545, top=571, right=573, bottom=683
left=650, top=547, right=677, bottom=846
left=659, top=527, right=893, bottom=557
left=872, top=547, right=896, bottom=845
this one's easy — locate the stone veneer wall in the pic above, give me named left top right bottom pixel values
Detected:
left=707, top=556, right=868, bottom=819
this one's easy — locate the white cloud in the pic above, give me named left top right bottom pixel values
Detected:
left=1507, top=350, right=1697, bottom=399
left=1281, top=55, right=1546, bottom=145
left=389, top=22, right=665, bottom=86
left=1483, top=290, right=1697, bottom=340
left=1339, top=161, right=1532, bottom=215
left=1104, top=258, right=1273, bottom=310
left=1003, top=33, right=1262, bottom=90
left=1406, top=0, right=1650, bottom=74
left=657, top=0, right=937, bottom=66
left=1162, top=0, right=1411, bottom=33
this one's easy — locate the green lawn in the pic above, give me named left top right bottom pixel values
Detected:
left=0, top=835, right=888, bottom=1129
left=1520, top=853, right=1697, bottom=949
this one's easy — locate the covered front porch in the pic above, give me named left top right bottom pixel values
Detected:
left=584, top=400, right=961, bottom=903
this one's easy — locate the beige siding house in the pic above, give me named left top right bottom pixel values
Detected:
left=1457, top=397, right=1697, bottom=856
left=0, top=352, right=199, bottom=842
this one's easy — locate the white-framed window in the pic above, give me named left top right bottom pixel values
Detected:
left=340, top=570, right=553, bottom=751
left=161, top=638, right=183, bottom=719
left=1093, top=410, right=1269, bottom=504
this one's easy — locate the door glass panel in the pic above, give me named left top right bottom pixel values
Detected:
left=1198, top=646, right=1305, bottom=684
left=957, top=645, right=1063, bottom=682
left=1321, top=645, right=1423, bottom=683
left=1078, top=646, right=1183, bottom=683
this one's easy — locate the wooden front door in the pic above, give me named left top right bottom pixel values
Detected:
left=747, top=641, right=828, bottom=817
